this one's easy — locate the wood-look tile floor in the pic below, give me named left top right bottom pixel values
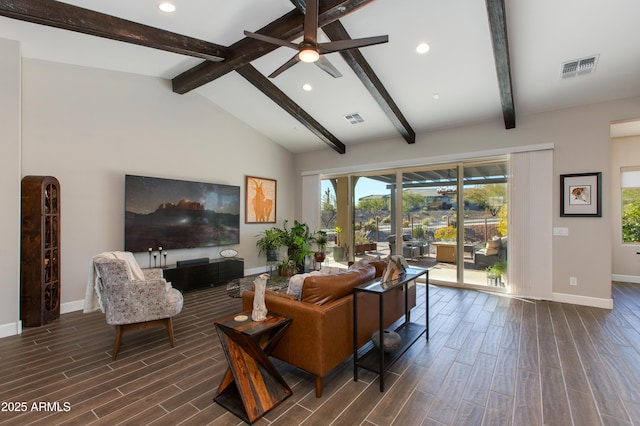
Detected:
left=1, top=282, right=640, bottom=425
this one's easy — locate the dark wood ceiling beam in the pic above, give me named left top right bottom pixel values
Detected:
left=321, top=21, right=416, bottom=144
left=236, top=65, right=346, bottom=154
left=0, top=0, right=228, bottom=62
left=172, top=0, right=380, bottom=94
left=486, top=0, right=515, bottom=129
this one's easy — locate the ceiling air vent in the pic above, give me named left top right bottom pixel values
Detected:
left=344, top=113, right=364, bottom=124
left=561, top=55, right=599, bottom=79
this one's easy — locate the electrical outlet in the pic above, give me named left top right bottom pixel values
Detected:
left=570, top=276, right=578, bottom=286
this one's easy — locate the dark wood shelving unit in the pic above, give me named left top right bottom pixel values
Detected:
left=21, top=176, right=61, bottom=327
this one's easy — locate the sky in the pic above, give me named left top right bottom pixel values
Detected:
left=321, top=177, right=389, bottom=203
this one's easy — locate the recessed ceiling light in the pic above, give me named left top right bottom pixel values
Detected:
left=432, top=93, right=440, bottom=100
left=302, top=83, right=313, bottom=91
left=416, top=43, right=430, bottom=54
left=158, top=2, right=176, bottom=13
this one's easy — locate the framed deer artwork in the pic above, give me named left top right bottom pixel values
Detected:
left=245, top=176, right=277, bottom=223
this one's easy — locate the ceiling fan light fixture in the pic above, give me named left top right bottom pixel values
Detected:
left=299, top=48, right=320, bottom=63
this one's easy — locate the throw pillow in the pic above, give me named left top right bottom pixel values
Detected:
left=485, top=238, right=501, bottom=256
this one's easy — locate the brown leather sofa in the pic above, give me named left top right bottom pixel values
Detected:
left=241, top=260, right=416, bottom=397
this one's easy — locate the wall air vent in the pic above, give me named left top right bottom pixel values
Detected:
left=344, top=113, right=364, bottom=124
left=561, top=55, right=599, bottom=79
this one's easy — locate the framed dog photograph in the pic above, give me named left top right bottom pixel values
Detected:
left=560, top=172, right=601, bottom=217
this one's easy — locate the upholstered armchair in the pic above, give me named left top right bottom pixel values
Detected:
left=474, top=237, right=507, bottom=268
left=90, top=254, right=183, bottom=360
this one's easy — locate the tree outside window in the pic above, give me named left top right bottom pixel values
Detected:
left=621, top=168, right=640, bottom=243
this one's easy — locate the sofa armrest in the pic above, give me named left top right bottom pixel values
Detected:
left=242, top=290, right=355, bottom=378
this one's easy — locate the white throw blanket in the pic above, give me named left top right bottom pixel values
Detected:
left=83, top=251, right=146, bottom=313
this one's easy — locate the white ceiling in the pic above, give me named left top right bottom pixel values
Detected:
left=1, top=0, right=639, bottom=153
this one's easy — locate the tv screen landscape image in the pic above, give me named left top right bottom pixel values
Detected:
left=125, top=175, right=240, bottom=252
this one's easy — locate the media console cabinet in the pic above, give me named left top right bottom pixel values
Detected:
left=162, top=258, right=244, bottom=293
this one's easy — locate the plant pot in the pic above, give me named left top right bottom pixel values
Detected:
left=314, top=252, right=326, bottom=263
left=333, top=246, right=346, bottom=262
left=278, top=265, right=296, bottom=277
left=266, top=249, right=279, bottom=262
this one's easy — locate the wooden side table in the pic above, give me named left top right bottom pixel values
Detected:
left=214, top=311, right=292, bottom=424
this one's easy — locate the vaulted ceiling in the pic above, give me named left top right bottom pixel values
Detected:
left=1, top=0, right=639, bottom=154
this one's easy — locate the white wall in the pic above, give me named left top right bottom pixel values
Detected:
left=295, top=96, right=640, bottom=306
left=0, top=39, right=21, bottom=337
left=611, top=134, right=640, bottom=280
left=0, top=54, right=296, bottom=334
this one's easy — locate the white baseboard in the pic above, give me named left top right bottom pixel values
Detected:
left=0, top=321, right=21, bottom=338
left=244, top=266, right=269, bottom=276
left=61, top=299, right=84, bottom=314
left=612, top=274, right=640, bottom=284
left=0, top=299, right=84, bottom=340
left=552, top=292, right=613, bottom=309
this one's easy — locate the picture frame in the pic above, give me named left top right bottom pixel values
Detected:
left=560, top=172, right=602, bottom=217
left=245, top=176, right=277, bottom=223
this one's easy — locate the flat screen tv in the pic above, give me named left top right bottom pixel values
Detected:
left=125, top=175, right=240, bottom=252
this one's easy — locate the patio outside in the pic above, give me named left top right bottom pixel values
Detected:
left=319, top=162, right=508, bottom=289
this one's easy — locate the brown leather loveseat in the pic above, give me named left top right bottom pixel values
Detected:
left=242, top=260, right=416, bottom=397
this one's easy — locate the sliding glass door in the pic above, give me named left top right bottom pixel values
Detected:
left=462, top=162, right=508, bottom=287
left=352, top=173, right=398, bottom=263
left=320, top=158, right=509, bottom=289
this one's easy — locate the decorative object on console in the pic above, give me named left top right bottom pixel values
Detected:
left=251, top=273, right=269, bottom=321
left=220, top=248, right=239, bottom=258
left=371, top=329, right=402, bottom=353
left=381, top=255, right=408, bottom=285
left=560, top=172, right=602, bottom=217
left=245, top=176, right=276, bottom=223
left=125, top=174, right=240, bottom=252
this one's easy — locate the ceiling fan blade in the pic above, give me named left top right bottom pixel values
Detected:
left=304, top=0, right=319, bottom=44
left=319, top=35, right=389, bottom=53
left=268, top=54, right=301, bottom=78
left=315, top=56, right=342, bottom=78
left=244, top=30, right=299, bottom=50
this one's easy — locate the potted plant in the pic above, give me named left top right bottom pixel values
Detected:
left=277, top=256, right=296, bottom=277
left=333, top=226, right=346, bottom=261
left=279, top=220, right=314, bottom=272
left=312, top=230, right=328, bottom=263
left=354, top=229, right=376, bottom=254
left=255, top=227, right=282, bottom=262
left=486, top=260, right=507, bottom=286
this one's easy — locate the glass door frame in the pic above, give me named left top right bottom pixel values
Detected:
left=321, top=156, right=509, bottom=291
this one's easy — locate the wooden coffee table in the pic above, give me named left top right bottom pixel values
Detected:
left=213, top=311, right=292, bottom=424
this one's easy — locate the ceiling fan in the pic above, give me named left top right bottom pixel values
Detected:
left=244, top=0, right=388, bottom=78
